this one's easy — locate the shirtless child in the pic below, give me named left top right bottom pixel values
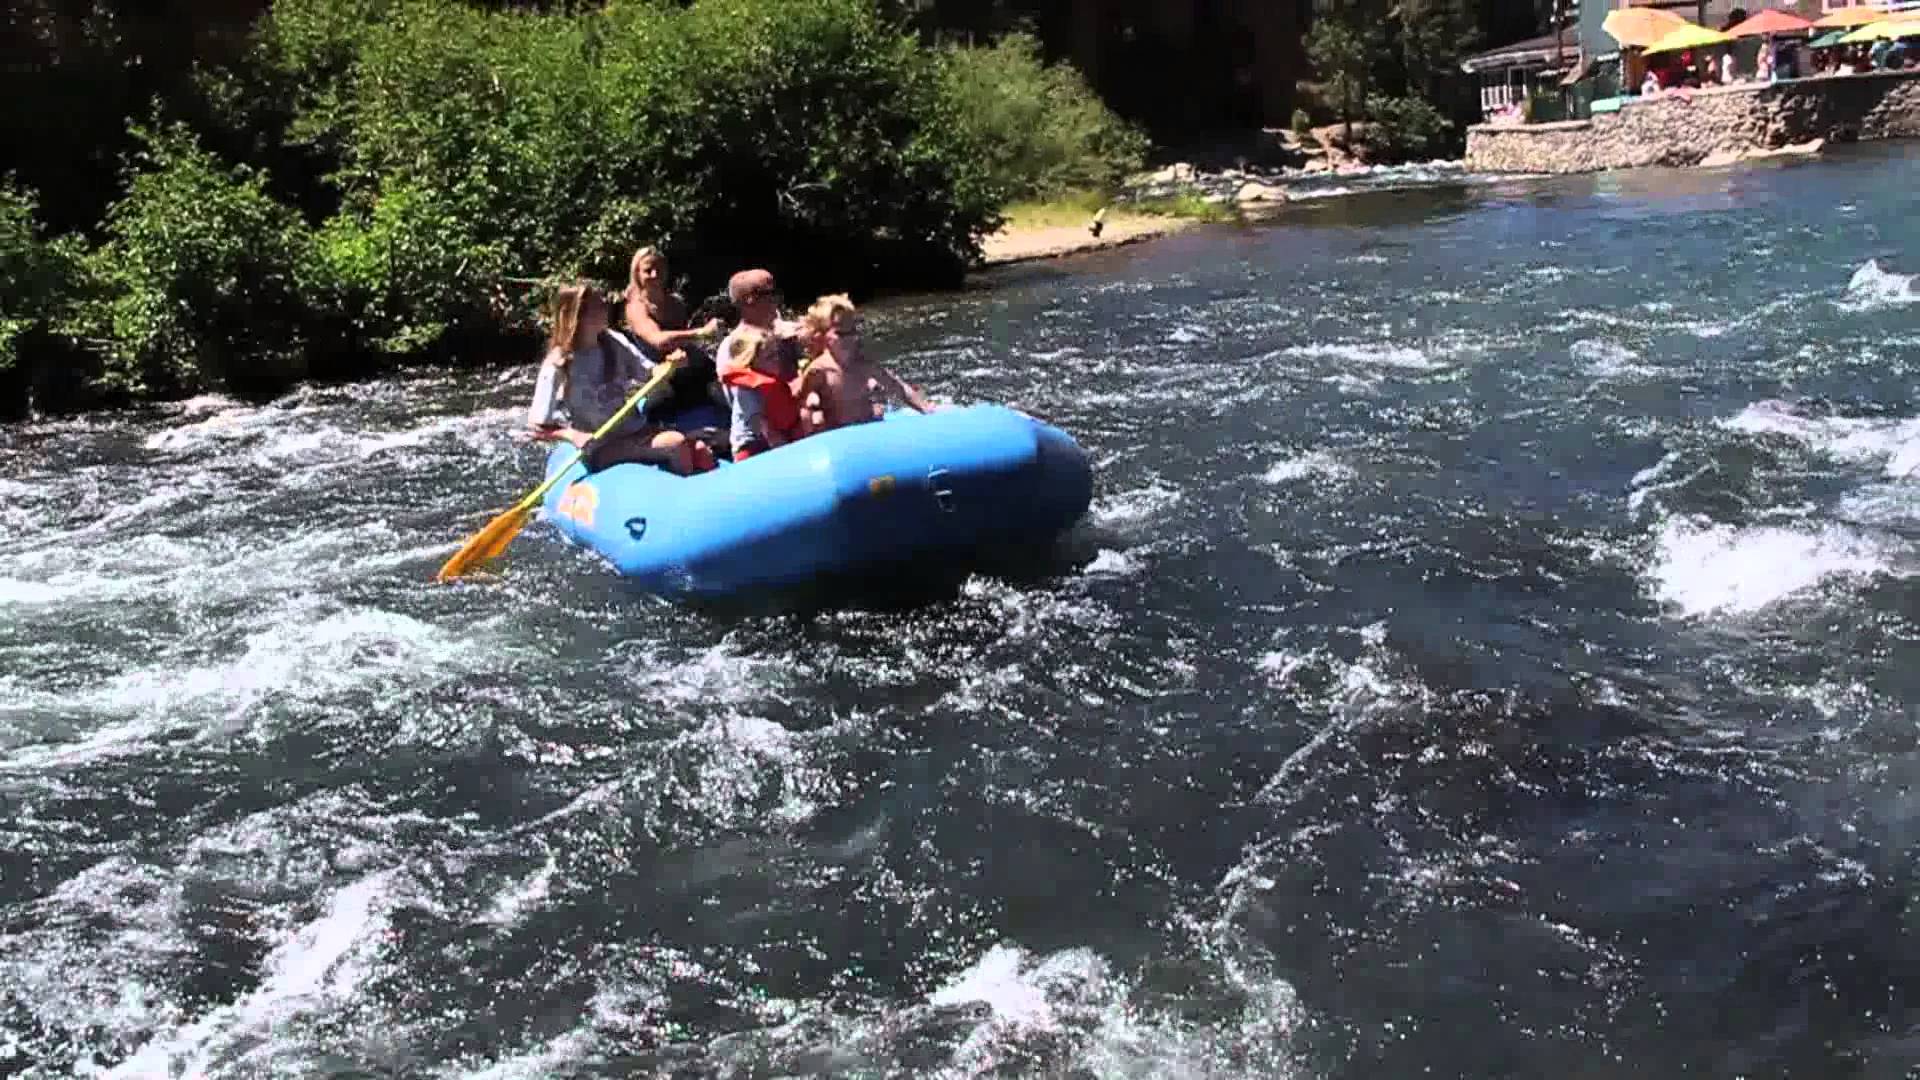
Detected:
left=795, top=294, right=936, bottom=432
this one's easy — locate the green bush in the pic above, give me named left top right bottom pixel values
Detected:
left=935, top=31, right=1148, bottom=201
left=0, top=184, right=83, bottom=376
left=2, top=0, right=1159, bottom=406
left=1361, top=93, right=1453, bottom=163
left=0, top=181, right=93, bottom=416
left=251, top=0, right=1005, bottom=351
left=87, top=125, right=312, bottom=397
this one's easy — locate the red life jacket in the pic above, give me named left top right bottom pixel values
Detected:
left=719, top=360, right=802, bottom=442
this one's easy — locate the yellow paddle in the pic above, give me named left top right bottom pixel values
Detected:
left=436, top=357, right=679, bottom=582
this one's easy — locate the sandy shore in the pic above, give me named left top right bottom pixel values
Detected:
left=978, top=213, right=1197, bottom=267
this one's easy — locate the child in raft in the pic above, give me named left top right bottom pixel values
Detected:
left=795, top=294, right=937, bottom=431
left=719, top=327, right=804, bottom=461
left=525, top=283, right=714, bottom=474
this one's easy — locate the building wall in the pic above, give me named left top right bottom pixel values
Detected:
left=1464, top=68, right=1920, bottom=172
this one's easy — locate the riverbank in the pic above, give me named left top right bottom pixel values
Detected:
left=976, top=158, right=1479, bottom=266
left=979, top=213, right=1197, bottom=266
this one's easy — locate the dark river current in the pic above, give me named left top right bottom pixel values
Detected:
left=6, top=145, right=1920, bottom=1078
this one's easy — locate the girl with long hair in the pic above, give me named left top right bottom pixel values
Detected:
left=525, top=283, right=712, bottom=474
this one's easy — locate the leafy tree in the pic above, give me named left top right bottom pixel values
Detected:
left=936, top=32, right=1147, bottom=201
left=1392, top=0, right=1479, bottom=102
left=1307, top=4, right=1380, bottom=145
left=85, top=124, right=310, bottom=397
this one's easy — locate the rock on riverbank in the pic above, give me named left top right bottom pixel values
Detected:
left=1120, top=158, right=1470, bottom=212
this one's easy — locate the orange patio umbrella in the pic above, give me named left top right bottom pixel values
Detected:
left=1814, top=5, right=1896, bottom=28
left=1603, top=5, right=1691, bottom=49
left=1726, top=9, right=1813, bottom=36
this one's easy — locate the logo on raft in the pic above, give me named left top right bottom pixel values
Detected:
left=556, top=482, right=598, bottom=528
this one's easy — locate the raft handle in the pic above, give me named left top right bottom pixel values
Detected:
left=929, top=468, right=955, bottom=513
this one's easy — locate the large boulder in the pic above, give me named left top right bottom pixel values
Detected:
left=1234, top=181, right=1287, bottom=204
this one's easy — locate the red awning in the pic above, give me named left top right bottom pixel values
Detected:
left=1725, top=9, right=1813, bottom=37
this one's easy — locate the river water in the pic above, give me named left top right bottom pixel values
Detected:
left=5, top=143, right=1920, bottom=1078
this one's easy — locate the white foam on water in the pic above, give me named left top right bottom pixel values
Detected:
left=648, top=714, right=827, bottom=831
left=1282, top=342, right=1440, bottom=371
left=2, top=604, right=507, bottom=770
left=1837, top=258, right=1919, bottom=312
left=1721, top=401, right=1920, bottom=476
left=929, top=943, right=1088, bottom=1026
left=1837, top=482, right=1920, bottom=528
left=169, top=393, right=246, bottom=419
left=0, top=521, right=437, bottom=615
left=143, top=402, right=309, bottom=454
left=94, top=872, right=398, bottom=1079
left=924, top=942, right=1307, bottom=1079
left=1261, top=451, right=1353, bottom=485
left=621, top=640, right=787, bottom=710
left=481, top=850, right=559, bottom=929
left=1092, top=483, right=1183, bottom=530
left=1322, top=371, right=1381, bottom=395
left=1649, top=515, right=1895, bottom=616
left=449, top=1030, right=600, bottom=1080
left=1255, top=626, right=1431, bottom=806
left=1571, top=339, right=1658, bottom=380
left=1626, top=451, right=1712, bottom=517
left=1, top=857, right=188, bottom=1066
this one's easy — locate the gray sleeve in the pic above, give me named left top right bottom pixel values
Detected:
left=527, top=361, right=564, bottom=427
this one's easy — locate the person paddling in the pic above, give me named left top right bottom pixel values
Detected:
left=524, top=284, right=711, bottom=474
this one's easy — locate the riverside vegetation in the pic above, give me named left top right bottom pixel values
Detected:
left=0, top=0, right=1147, bottom=417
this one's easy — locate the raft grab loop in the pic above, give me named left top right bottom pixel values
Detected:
left=929, top=468, right=955, bottom=513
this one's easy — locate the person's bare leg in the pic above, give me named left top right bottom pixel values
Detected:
left=586, top=430, right=694, bottom=475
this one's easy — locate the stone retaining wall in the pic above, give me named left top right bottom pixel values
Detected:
left=1465, top=69, right=1920, bottom=174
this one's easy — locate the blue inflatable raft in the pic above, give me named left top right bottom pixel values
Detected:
left=538, top=404, right=1093, bottom=597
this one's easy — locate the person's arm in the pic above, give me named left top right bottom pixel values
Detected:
left=525, top=353, right=570, bottom=436
left=625, top=293, right=721, bottom=353
left=873, top=365, right=937, bottom=414
left=796, top=365, right=832, bottom=434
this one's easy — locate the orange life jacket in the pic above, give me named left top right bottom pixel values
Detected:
left=719, top=360, right=802, bottom=443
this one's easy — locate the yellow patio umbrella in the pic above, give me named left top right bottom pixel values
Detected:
left=1603, top=6, right=1691, bottom=49
left=1815, top=5, right=1896, bottom=28
left=1839, top=18, right=1920, bottom=42
left=1643, top=22, right=1734, bottom=56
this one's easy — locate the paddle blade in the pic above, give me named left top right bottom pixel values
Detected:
left=436, top=505, right=536, bottom=582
